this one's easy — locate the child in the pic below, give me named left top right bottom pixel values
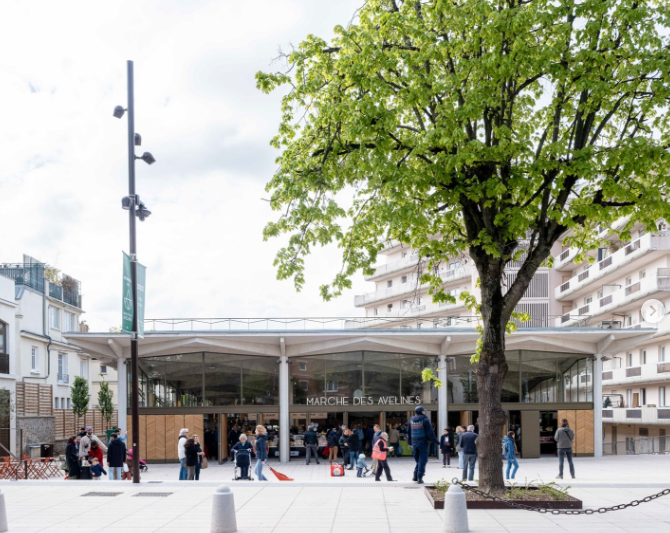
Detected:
left=90, top=457, right=107, bottom=481
left=356, top=453, right=370, bottom=477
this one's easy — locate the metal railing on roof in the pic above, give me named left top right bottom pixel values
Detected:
left=0, top=263, right=45, bottom=293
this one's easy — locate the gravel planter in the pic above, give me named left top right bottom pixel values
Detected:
left=425, top=485, right=583, bottom=510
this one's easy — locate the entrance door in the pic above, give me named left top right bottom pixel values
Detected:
left=520, top=410, right=541, bottom=459
left=348, top=412, right=380, bottom=453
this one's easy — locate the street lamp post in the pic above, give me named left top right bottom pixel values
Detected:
left=114, top=59, right=155, bottom=483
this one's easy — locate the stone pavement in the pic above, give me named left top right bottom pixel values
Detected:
left=1, top=455, right=669, bottom=532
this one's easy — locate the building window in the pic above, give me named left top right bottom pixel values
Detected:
left=374, top=308, right=379, bottom=316
left=64, top=312, right=76, bottom=332
left=100, top=364, right=107, bottom=375
left=401, top=300, right=410, bottom=310
left=80, top=359, right=89, bottom=379
left=67, top=398, right=71, bottom=409
left=627, top=353, right=633, bottom=367
left=298, top=362, right=307, bottom=372
left=387, top=304, right=393, bottom=312
left=387, top=280, right=393, bottom=288
left=0, top=321, right=7, bottom=374
left=417, top=323, right=422, bottom=329
left=58, top=353, right=68, bottom=383
left=325, top=380, right=338, bottom=392
left=641, top=350, right=647, bottom=365
left=640, top=270, right=646, bottom=279
left=418, top=297, right=424, bottom=305
left=626, top=316, right=632, bottom=327
left=626, top=389, right=632, bottom=407
left=661, top=346, right=666, bottom=362
left=49, top=306, right=60, bottom=329
left=402, top=251, right=408, bottom=259
left=640, top=388, right=647, bottom=406
left=299, top=380, right=308, bottom=391
left=54, top=398, right=58, bottom=410
left=584, top=296, right=592, bottom=305
left=660, top=386, right=666, bottom=407
left=640, top=428, right=649, bottom=437
left=401, top=275, right=408, bottom=284
left=31, top=346, right=39, bottom=373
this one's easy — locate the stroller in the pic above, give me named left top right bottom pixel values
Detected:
left=127, top=449, right=149, bottom=472
left=232, top=448, right=253, bottom=481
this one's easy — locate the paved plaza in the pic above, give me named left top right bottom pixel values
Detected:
left=1, top=455, right=670, bottom=532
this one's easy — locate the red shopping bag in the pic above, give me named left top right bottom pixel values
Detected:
left=330, top=464, right=345, bottom=477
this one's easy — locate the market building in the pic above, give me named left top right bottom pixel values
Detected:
left=64, top=324, right=651, bottom=464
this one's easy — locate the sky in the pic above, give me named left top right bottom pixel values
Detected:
left=0, top=0, right=372, bottom=331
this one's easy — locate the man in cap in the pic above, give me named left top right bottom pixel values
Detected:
left=79, top=426, right=108, bottom=459
left=406, top=406, right=439, bottom=484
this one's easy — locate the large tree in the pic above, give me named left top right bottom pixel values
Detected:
left=257, top=0, right=670, bottom=491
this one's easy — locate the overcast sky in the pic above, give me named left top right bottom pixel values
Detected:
left=0, top=0, right=372, bottom=331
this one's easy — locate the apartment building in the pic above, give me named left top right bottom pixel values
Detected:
left=355, top=221, right=670, bottom=454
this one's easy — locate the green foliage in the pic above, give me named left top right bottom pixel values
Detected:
left=96, top=379, right=114, bottom=429
left=70, top=376, right=90, bottom=420
left=536, top=480, right=571, bottom=501
left=433, top=479, right=451, bottom=493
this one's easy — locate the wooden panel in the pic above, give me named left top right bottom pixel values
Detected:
left=154, top=416, right=166, bottom=461
left=575, top=410, right=594, bottom=455
left=520, top=410, right=540, bottom=458
left=459, top=411, right=469, bottom=428
left=164, top=415, right=184, bottom=461
left=185, top=414, right=203, bottom=442
left=221, top=414, right=228, bottom=460
left=146, top=416, right=157, bottom=462
left=139, top=415, right=147, bottom=460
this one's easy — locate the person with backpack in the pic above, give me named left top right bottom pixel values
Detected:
left=503, top=431, right=519, bottom=480
left=555, top=418, right=576, bottom=479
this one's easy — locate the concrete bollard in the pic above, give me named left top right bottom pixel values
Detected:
left=0, top=489, right=7, bottom=532
left=211, top=485, right=237, bottom=533
left=442, top=483, right=469, bottom=533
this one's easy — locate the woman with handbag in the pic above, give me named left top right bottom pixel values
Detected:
left=193, top=434, right=206, bottom=480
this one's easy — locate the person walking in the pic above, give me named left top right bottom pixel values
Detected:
left=503, top=431, right=519, bottom=480
left=107, top=433, right=126, bottom=481
left=373, top=432, right=395, bottom=482
left=193, top=434, right=205, bottom=480
left=178, top=428, right=189, bottom=480
left=327, top=428, right=339, bottom=464
left=460, top=425, right=478, bottom=482
left=338, top=426, right=348, bottom=465
left=371, top=424, right=382, bottom=472
left=555, top=418, right=576, bottom=479
left=346, top=428, right=361, bottom=470
left=407, top=406, right=440, bottom=484
left=65, top=436, right=80, bottom=480
left=454, top=426, right=465, bottom=469
left=254, top=425, right=269, bottom=481
left=440, top=428, right=454, bottom=467
left=304, top=424, right=320, bottom=465
left=388, top=425, right=400, bottom=457
left=184, top=438, right=199, bottom=480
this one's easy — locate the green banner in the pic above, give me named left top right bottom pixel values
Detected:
left=122, top=252, right=146, bottom=338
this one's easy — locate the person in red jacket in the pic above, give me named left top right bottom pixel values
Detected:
left=89, top=441, right=104, bottom=467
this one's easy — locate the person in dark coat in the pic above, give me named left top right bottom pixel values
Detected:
left=107, top=433, right=127, bottom=480
left=184, top=438, right=200, bottom=480
left=345, top=429, right=361, bottom=470
left=327, top=428, right=339, bottom=464
left=364, top=426, right=375, bottom=453
left=407, top=406, right=440, bottom=484
left=232, top=434, right=254, bottom=479
left=440, top=427, right=454, bottom=467
left=65, top=436, right=80, bottom=479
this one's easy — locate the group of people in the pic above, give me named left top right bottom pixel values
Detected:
left=328, top=423, right=396, bottom=481
left=64, top=426, right=130, bottom=480
left=177, top=428, right=207, bottom=480
left=436, top=417, right=577, bottom=482
left=229, top=424, right=269, bottom=480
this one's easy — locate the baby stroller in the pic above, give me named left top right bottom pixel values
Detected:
left=232, top=448, right=253, bottom=481
left=127, top=449, right=149, bottom=472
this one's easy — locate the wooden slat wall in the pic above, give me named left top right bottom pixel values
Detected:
left=155, top=416, right=166, bottom=461
left=558, top=410, right=594, bottom=456
left=16, top=383, right=53, bottom=416
left=164, top=415, right=181, bottom=461
left=130, top=414, right=197, bottom=462
left=54, top=409, right=118, bottom=439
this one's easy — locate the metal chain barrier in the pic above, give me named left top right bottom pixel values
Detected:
left=451, top=479, right=670, bottom=515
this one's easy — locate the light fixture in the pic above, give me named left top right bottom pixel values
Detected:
left=113, top=105, right=126, bottom=119
left=134, top=133, right=142, bottom=146
left=136, top=202, right=152, bottom=221
left=121, top=196, right=133, bottom=210
left=137, top=152, right=156, bottom=165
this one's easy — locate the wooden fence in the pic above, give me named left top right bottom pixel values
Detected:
left=54, top=409, right=119, bottom=440
left=15, top=383, right=53, bottom=416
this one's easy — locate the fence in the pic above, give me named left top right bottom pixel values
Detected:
left=15, top=383, right=52, bottom=416
left=603, top=437, right=669, bottom=456
left=53, top=409, right=119, bottom=440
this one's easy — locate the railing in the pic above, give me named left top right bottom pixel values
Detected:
left=599, top=256, right=612, bottom=270
left=578, top=269, right=590, bottom=282
left=48, top=284, right=63, bottom=300
left=625, top=281, right=641, bottom=296
left=559, top=281, right=570, bottom=293
left=46, top=281, right=82, bottom=308
left=365, top=253, right=421, bottom=280
left=559, top=249, right=570, bottom=262
left=57, top=373, right=69, bottom=384
left=603, top=437, right=670, bottom=456
left=626, top=366, right=642, bottom=377
left=657, top=362, right=670, bottom=374
left=0, top=263, right=45, bottom=293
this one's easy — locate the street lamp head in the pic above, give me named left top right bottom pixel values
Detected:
left=134, top=133, right=142, bottom=146
left=136, top=202, right=152, bottom=221
left=113, top=105, right=126, bottom=119
left=121, top=196, right=133, bottom=210
left=139, top=152, right=156, bottom=165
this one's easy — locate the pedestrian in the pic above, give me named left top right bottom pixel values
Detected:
left=371, top=424, right=382, bottom=472
left=555, top=418, right=575, bottom=479
left=193, top=434, right=205, bottom=480
left=107, top=433, right=126, bottom=481
left=122, top=453, right=133, bottom=481
left=503, top=431, right=519, bottom=480
left=356, top=453, right=368, bottom=477
left=65, top=436, right=80, bottom=480
left=78, top=426, right=107, bottom=460
left=338, top=426, right=349, bottom=465
left=454, top=426, right=465, bottom=469
left=364, top=425, right=375, bottom=453
left=89, top=440, right=104, bottom=467
left=89, top=457, right=106, bottom=480
left=407, top=406, right=440, bottom=484
left=184, top=437, right=199, bottom=480
left=373, top=432, right=395, bottom=482
left=304, top=424, right=320, bottom=465
left=178, top=428, right=189, bottom=480
left=460, top=425, right=478, bottom=482
left=440, top=428, right=453, bottom=467
left=108, top=427, right=127, bottom=446
left=232, top=434, right=253, bottom=479
left=327, top=428, right=339, bottom=464
left=388, top=424, right=401, bottom=457
left=254, top=425, right=269, bottom=481
left=228, top=424, right=240, bottom=459
left=346, top=428, right=361, bottom=470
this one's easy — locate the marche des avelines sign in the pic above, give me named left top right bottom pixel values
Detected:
left=306, top=395, right=421, bottom=406
left=122, top=251, right=147, bottom=338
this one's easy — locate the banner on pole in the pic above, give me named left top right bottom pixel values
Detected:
left=122, top=252, right=147, bottom=338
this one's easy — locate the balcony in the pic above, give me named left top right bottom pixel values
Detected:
left=601, top=360, right=670, bottom=386
left=365, top=252, right=421, bottom=281
left=57, top=373, right=69, bottom=384
left=0, top=263, right=45, bottom=293
left=354, top=265, right=471, bottom=307
left=47, top=279, right=83, bottom=309
left=555, top=232, right=670, bottom=301
left=602, top=406, right=670, bottom=426
left=558, top=270, right=668, bottom=326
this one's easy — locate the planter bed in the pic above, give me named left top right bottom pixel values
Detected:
left=425, top=485, right=582, bottom=510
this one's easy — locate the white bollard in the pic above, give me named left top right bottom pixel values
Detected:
left=0, top=489, right=7, bottom=532
left=211, top=485, right=237, bottom=533
left=442, top=483, right=469, bottom=532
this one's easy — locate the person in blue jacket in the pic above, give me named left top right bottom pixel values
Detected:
left=406, top=406, right=440, bottom=484
left=503, top=431, right=519, bottom=480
